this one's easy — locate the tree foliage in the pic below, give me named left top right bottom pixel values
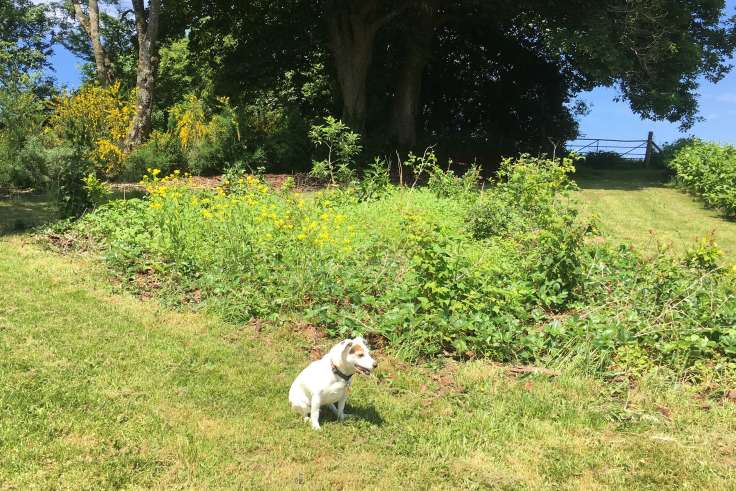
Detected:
left=0, top=0, right=53, bottom=90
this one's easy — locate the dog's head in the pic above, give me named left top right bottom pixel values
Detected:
left=335, top=337, right=378, bottom=375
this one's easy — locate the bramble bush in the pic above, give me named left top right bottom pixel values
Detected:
left=56, top=153, right=736, bottom=382
left=666, top=139, right=736, bottom=216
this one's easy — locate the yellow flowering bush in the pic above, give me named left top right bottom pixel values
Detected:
left=46, top=82, right=135, bottom=177
left=167, top=95, right=241, bottom=175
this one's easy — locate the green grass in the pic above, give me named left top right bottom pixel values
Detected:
left=1, top=236, right=736, bottom=489
left=0, top=192, right=56, bottom=235
left=574, top=166, right=736, bottom=259
left=1, top=172, right=736, bottom=488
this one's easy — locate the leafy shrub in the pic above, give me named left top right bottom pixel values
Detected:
left=581, top=151, right=635, bottom=167
left=82, top=173, right=112, bottom=208
left=169, top=94, right=243, bottom=175
left=47, top=146, right=96, bottom=217
left=241, top=96, right=311, bottom=172
left=427, top=160, right=481, bottom=200
left=0, top=135, right=49, bottom=189
left=666, top=139, right=736, bottom=216
left=0, top=85, right=48, bottom=189
left=309, top=116, right=362, bottom=185
left=469, top=154, right=578, bottom=239
left=356, top=157, right=392, bottom=202
left=123, top=130, right=183, bottom=180
left=59, top=158, right=736, bottom=382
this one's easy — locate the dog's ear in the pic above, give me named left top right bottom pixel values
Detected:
left=340, top=340, right=353, bottom=357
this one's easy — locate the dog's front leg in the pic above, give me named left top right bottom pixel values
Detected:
left=310, top=396, right=322, bottom=430
left=337, top=395, right=349, bottom=421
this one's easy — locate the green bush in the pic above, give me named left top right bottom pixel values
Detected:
left=123, top=130, right=183, bottom=181
left=0, top=86, right=48, bottom=189
left=57, top=157, right=736, bottom=381
left=169, top=95, right=244, bottom=176
left=241, top=98, right=311, bottom=172
left=309, top=116, right=361, bottom=185
left=47, top=146, right=96, bottom=217
left=666, top=139, right=736, bottom=216
left=469, top=154, right=578, bottom=239
left=580, top=151, right=635, bottom=167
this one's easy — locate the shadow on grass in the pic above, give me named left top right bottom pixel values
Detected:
left=574, top=165, right=670, bottom=191
left=318, top=403, right=385, bottom=427
left=0, top=192, right=58, bottom=237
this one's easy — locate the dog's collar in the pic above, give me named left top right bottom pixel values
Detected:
left=331, top=362, right=353, bottom=381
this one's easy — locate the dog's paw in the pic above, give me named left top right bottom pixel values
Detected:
left=303, top=416, right=310, bottom=422
left=338, top=412, right=352, bottom=421
left=311, top=424, right=321, bottom=431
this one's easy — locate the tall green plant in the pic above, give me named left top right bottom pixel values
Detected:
left=309, top=116, right=361, bottom=185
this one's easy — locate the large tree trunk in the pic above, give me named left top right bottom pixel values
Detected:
left=72, top=0, right=113, bottom=86
left=326, top=1, right=404, bottom=133
left=391, top=1, right=441, bottom=150
left=126, top=0, right=160, bottom=148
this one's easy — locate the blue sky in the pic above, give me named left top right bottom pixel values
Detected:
left=48, top=1, right=736, bottom=147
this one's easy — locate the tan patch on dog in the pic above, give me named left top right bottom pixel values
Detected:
left=349, top=344, right=364, bottom=355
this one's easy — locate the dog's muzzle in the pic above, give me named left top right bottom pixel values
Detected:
left=355, top=361, right=378, bottom=375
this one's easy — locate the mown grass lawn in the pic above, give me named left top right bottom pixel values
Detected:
left=574, top=166, right=736, bottom=259
left=1, top=233, right=736, bottom=488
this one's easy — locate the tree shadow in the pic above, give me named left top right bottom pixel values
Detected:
left=573, top=165, right=671, bottom=191
left=0, top=193, right=58, bottom=237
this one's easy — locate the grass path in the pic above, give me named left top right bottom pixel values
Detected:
left=575, top=167, right=736, bottom=259
left=1, top=236, right=736, bottom=489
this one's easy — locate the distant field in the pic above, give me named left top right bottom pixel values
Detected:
left=574, top=165, right=736, bottom=260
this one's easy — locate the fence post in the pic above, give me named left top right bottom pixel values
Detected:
left=644, top=131, right=654, bottom=166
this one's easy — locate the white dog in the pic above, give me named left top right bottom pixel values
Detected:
left=289, top=337, right=377, bottom=430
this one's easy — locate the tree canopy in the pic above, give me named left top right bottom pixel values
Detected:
left=178, top=0, right=735, bottom=156
left=0, top=0, right=53, bottom=90
left=4, top=0, right=736, bottom=168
